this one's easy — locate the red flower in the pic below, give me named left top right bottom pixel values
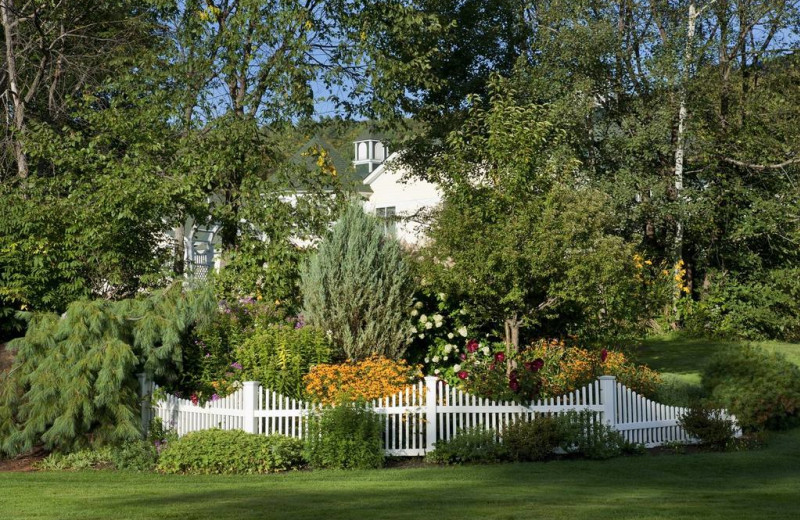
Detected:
left=457, top=370, right=469, bottom=380
left=494, top=352, right=505, bottom=363
left=509, top=369, right=519, bottom=380
left=532, top=358, right=544, bottom=371
left=601, top=349, right=608, bottom=362
left=509, top=379, right=521, bottom=392
left=460, top=353, right=467, bottom=360
left=467, top=339, right=479, bottom=353
left=489, top=363, right=496, bottom=371
left=524, top=361, right=533, bottom=371
left=190, top=393, right=199, bottom=406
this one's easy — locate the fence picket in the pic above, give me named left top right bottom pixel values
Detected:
left=143, top=374, right=735, bottom=455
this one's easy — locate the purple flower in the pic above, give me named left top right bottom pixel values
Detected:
left=211, top=393, right=220, bottom=401
left=294, top=314, right=306, bottom=329
left=230, top=362, right=243, bottom=370
left=205, top=352, right=212, bottom=358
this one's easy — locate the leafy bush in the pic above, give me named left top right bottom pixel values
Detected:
left=425, top=427, right=508, bottom=465
left=304, top=355, right=420, bottom=405
left=179, top=298, right=287, bottom=403
left=682, top=269, right=800, bottom=341
left=503, top=416, right=562, bottom=462
left=301, top=201, right=415, bottom=361
left=234, top=323, right=330, bottom=399
left=36, top=447, right=114, bottom=471
left=556, top=411, right=631, bottom=460
left=304, top=402, right=384, bottom=469
left=449, top=338, right=660, bottom=404
left=679, top=405, right=737, bottom=450
left=702, top=345, right=800, bottom=431
left=110, top=440, right=159, bottom=472
left=156, top=429, right=304, bottom=474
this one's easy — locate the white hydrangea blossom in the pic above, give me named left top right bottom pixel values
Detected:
left=411, top=309, right=419, bottom=317
left=415, top=301, right=424, bottom=309
left=434, top=369, right=441, bottom=375
left=482, top=346, right=491, bottom=356
left=419, top=314, right=428, bottom=324
left=432, top=355, right=440, bottom=363
left=424, top=357, right=430, bottom=363
left=458, top=326, right=468, bottom=337
left=453, top=364, right=461, bottom=372
left=447, top=332, right=454, bottom=339
left=425, top=321, right=433, bottom=330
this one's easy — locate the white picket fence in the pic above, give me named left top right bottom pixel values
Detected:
left=140, top=375, right=730, bottom=454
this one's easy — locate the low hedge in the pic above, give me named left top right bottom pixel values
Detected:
left=157, top=429, right=304, bottom=474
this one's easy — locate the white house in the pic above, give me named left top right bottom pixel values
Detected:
left=177, top=133, right=442, bottom=275
left=352, top=133, right=441, bottom=246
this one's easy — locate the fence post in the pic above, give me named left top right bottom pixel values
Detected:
left=424, top=376, right=438, bottom=453
left=242, top=381, right=259, bottom=434
left=137, top=372, right=150, bottom=437
left=599, top=376, right=617, bottom=429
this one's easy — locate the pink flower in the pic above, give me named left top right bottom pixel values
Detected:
left=457, top=370, right=469, bottom=380
left=494, top=352, right=505, bottom=363
left=467, top=339, right=479, bottom=353
left=460, top=353, right=466, bottom=360
left=601, top=349, right=608, bottom=362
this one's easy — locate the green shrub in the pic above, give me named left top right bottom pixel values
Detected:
left=236, top=324, right=330, bottom=399
left=503, top=416, right=562, bottom=462
left=110, top=440, right=158, bottom=472
left=425, top=427, right=508, bottom=465
left=679, top=405, right=737, bottom=450
left=683, top=269, right=800, bottom=341
left=304, top=402, right=384, bottom=469
left=654, top=375, right=707, bottom=407
left=301, top=201, right=414, bottom=361
left=36, top=447, right=114, bottom=471
left=157, top=429, right=304, bottom=474
left=702, top=345, right=800, bottom=431
left=557, top=411, right=631, bottom=460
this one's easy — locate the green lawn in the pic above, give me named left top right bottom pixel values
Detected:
left=636, top=334, right=800, bottom=386
left=2, top=428, right=800, bottom=519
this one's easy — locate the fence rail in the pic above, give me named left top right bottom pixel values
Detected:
left=140, top=375, right=734, bottom=454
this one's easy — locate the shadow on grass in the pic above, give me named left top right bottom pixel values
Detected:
left=4, top=432, right=800, bottom=520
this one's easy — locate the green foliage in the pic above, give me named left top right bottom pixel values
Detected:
left=682, top=269, right=800, bottom=342
left=424, top=427, right=508, bottom=465
left=423, top=76, right=668, bottom=349
left=301, top=201, right=414, bottom=361
left=157, top=429, right=304, bottom=475
left=0, top=283, right=216, bottom=456
left=679, top=405, right=737, bottom=451
left=236, top=324, right=331, bottom=399
left=110, top=440, right=159, bottom=472
left=304, top=402, right=384, bottom=469
left=36, top=447, right=114, bottom=471
left=557, top=411, right=632, bottom=460
left=502, top=416, right=562, bottom=462
left=178, top=298, right=286, bottom=401
left=702, top=345, right=800, bottom=431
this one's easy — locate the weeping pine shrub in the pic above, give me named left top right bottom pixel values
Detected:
left=0, top=282, right=216, bottom=456
left=301, top=202, right=414, bottom=360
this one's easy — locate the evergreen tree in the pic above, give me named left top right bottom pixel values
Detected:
left=301, top=202, right=414, bottom=361
left=0, top=283, right=215, bottom=456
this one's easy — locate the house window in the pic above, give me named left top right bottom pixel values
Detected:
left=376, top=206, right=396, bottom=236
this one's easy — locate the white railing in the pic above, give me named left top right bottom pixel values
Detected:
left=140, top=375, right=735, bottom=454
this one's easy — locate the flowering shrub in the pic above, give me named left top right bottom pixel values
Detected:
left=450, top=338, right=660, bottom=403
left=522, top=339, right=661, bottom=398
left=304, top=355, right=422, bottom=405
left=173, top=298, right=291, bottom=404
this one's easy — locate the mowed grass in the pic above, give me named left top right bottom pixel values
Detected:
left=636, top=334, right=800, bottom=386
left=2, top=428, right=800, bottom=520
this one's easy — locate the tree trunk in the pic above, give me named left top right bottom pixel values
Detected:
left=1, top=0, right=29, bottom=179
left=504, top=314, right=520, bottom=377
left=172, top=225, right=186, bottom=276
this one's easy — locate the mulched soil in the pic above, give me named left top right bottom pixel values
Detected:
left=0, top=448, right=46, bottom=473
